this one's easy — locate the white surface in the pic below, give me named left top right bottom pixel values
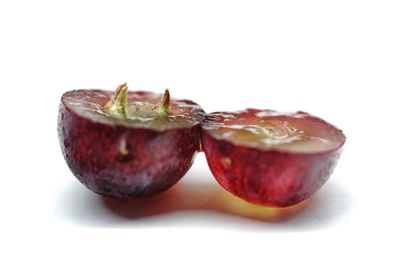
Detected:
left=0, top=0, right=399, bottom=266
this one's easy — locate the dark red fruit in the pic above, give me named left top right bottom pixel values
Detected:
left=201, top=109, right=346, bottom=207
left=58, top=83, right=205, bottom=197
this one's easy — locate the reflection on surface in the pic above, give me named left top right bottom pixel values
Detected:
left=102, top=180, right=312, bottom=223
left=58, top=169, right=350, bottom=230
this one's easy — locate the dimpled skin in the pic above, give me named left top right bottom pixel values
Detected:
left=202, top=131, right=343, bottom=207
left=58, top=94, right=202, bottom=198
left=201, top=110, right=345, bottom=207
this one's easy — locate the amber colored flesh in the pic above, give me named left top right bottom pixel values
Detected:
left=202, top=109, right=345, bottom=153
left=201, top=109, right=346, bottom=207
left=62, top=90, right=205, bottom=130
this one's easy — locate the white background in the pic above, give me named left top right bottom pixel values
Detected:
left=0, top=0, right=399, bottom=266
